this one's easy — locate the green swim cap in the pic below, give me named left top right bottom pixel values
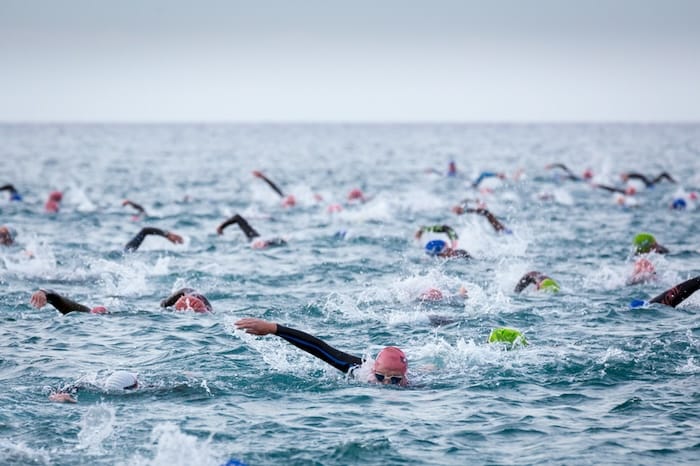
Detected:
left=488, top=327, right=528, bottom=347
left=633, top=233, right=656, bottom=254
left=539, top=278, right=560, bottom=293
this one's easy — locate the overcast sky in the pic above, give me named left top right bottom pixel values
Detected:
left=1, top=0, right=699, bottom=122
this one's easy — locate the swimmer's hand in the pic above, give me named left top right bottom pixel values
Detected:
left=252, top=170, right=264, bottom=178
left=235, top=318, right=277, bottom=336
left=451, top=205, right=465, bottom=215
left=166, top=232, right=183, bottom=244
left=30, top=290, right=47, bottom=308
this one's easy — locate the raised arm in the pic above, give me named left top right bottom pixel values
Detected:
left=124, top=227, right=183, bottom=252
left=216, top=214, right=260, bottom=240
left=30, top=289, right=91, bottom=314
left=514, top=271, right=544, bottom=293
left=649, top=276, right=700, bottom=308
left=235, top=318, right=363, bottom=374
left=465, top=208, right=507, bottom=233
left=253, top=171, right=285, bottom=198
left=122, top=199, right=147, bottom=216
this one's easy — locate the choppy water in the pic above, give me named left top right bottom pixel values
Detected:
left=1, top=123, right=699, bottom=465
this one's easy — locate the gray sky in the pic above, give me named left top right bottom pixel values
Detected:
left=1, top=0, right=699, bottom=122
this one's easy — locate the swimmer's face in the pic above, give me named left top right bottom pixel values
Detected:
left=372, top=347, right=408, bottom=386
left=0, top=227, right=13, bottom=245
left=175, top=295, right=209, bottom=313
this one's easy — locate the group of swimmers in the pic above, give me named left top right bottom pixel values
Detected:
left=3, top=161, right=699, bottom=395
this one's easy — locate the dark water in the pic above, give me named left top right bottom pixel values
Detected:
left=1, top=123, right=699, bottom=465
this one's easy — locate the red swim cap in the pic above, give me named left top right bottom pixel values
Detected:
left=418, top=288, right=444, bottom=301
left=175, top=295, right=210, bottom=313
left=90, top=306, right=108, bottom=314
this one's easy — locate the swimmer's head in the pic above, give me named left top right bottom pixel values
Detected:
left=633, top=232, right=667, bottom=254
left=582, top=168, right=593, bottom=180
left=104, top=371, right=139, bottom=391
left=174, top=294, right=210, bottom=313
left=282, top=195, right=296, bottom=207
left=48, top=191, right=63, bottom=202
left=671, top=198, right=687, bottom=210
left=373, top=346, right=408, bottom=386
left=418, top=288, right=444, bottom=301
left=0, top=225, right=15, bottom=245
left=425, top=239, right=447, bottom=256
left=488, top=327, right=528, bottom=347
left=347, top=188, right=365, bottom=201
left=90, top=306, right=108, bottom=314
left=537, top=278, right=560, bottom=293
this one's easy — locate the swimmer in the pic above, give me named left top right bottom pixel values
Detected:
left=488, top=327, right=528, bottom=347
left=514, top=271, right=560, bottom=293
left=44, top=191, right=62, bottom=213
left=122, top=199, right=147, bottom=219
left=216, top=213, right=287, bottom=249
left=347, top=188, right=366, bottom=203
left=631, top=275, right=700, bottom=308
left=0, top=183, right=22, bottom=201
left=30, top=289, right=108, bottom=315
left=252, top=170, right=296, bottom=207
left=621, top=172, right=676, bottom=188
left=633, top=232, right=668, bottom=255
left=160, top=288, right=213, bottom=313
left=49, top=370, right=139, bottom=403
left=423, top=239, right=471, bottom=259
left=626, top=258, right=657, bottom=286
left=0, top=225, right=16, bottom=246
left=452, top=205, right=511, bottom=233
left=418, top=285, right=468, bottom=303
left=124, top=227, right=183, bottom=252
left=235, top=318, right=408, bottom=386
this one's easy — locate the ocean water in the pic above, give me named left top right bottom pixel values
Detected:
left=1, top=123, right=699, bottom=466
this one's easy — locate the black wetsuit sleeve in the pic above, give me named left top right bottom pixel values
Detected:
left=217, top=214, right=260, bottom=240
left=124, top=227, right=169, bottom=252
left=649, top=276, right=700, bottom=308
left=275, top=324, right=363, bottom=374
left=652, top=172, right=676, bottom=184
left=468, top=208, right=506, bottom=232
left=257, top=174, right=285, bottom=198
left=0, top=184, right=17, bottom=193
left=548, top=164, right=579, bottom=181
left=125, top=201, right=146, bottom=215
left=625, top=173, right=652, bottom=187
left=160, top=288, right=194, bottom=307
left=514, top=272, right=541, bottom=293
left=593, top=184, right=625, bottom=194
left=42, top=289, right=90, bottom=314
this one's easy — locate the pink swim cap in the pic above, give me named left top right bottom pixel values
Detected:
left=374, top=346, right=408, bottom=375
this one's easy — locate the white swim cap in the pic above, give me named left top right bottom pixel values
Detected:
left=104, top=371, right=138, bottom=391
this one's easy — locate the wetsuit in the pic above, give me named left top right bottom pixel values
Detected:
left=649, top=276, right=700, bottom=308
left=0, top=184, right=22, bottom=201
left=124, top=227, right=173, bottom=252
left=464, top=208, right=509, bottom=233
left=546, top=163, right=581, bottom=181
left=39, top=289, right=91, bottom=314
left=472, top=172, right=501, bottom=188
left=255, top=173, right=285, bottom=198
left=515, top=271, right=552, bottom=293
left=624, top=172, right=676, bottom=188
left=123, top=200, right=146, bottom=216
left=275, top=324, right=363, bottom=374
left=160, top=288, right=213, bottom=312
left=217, top=214, right=287, bottom=247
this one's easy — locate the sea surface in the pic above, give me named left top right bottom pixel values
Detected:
left=1, top=123, right=699, bottom=465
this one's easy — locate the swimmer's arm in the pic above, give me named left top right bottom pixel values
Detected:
left=217, top=214, right=260, bottom=240
left=649, top=276, right=700, bottom=308
left=624, top=173, right=652, bottom=187
left=653, top=172, right=676, bottom=184
left=236, top=318, right=363, bottom=373
left=252, top=171, right=285, bottom=197
left=124, top=227, right=183, bottom=252
left=593, top=184, right=625, bottom=194
left=466, top=208, right=506, bottom=232
left=122, top=199, right=146, bottom=215
left=31, top=289, right=91, bottom=314
left=514, top=272, right=539, bottom=293
left=160, top=288, right=195, bottom=307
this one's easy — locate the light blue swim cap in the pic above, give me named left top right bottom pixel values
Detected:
left=425, top=239, right=447, bottom=256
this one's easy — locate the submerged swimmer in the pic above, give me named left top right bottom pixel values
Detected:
left=30, top=289, right=108, bottom=315
left=216, top=213, right=287, bottom=249
left=124, top=227, right=184, bottom=252
left=160, top=288, right=213, bottom=313
left=235, top=318, right=409, bottom=386
left=423, top=239, right=471, bottom=259
left=631, top=275, right=700, bottom=308
left=514, top=271, right=560, bottom=293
